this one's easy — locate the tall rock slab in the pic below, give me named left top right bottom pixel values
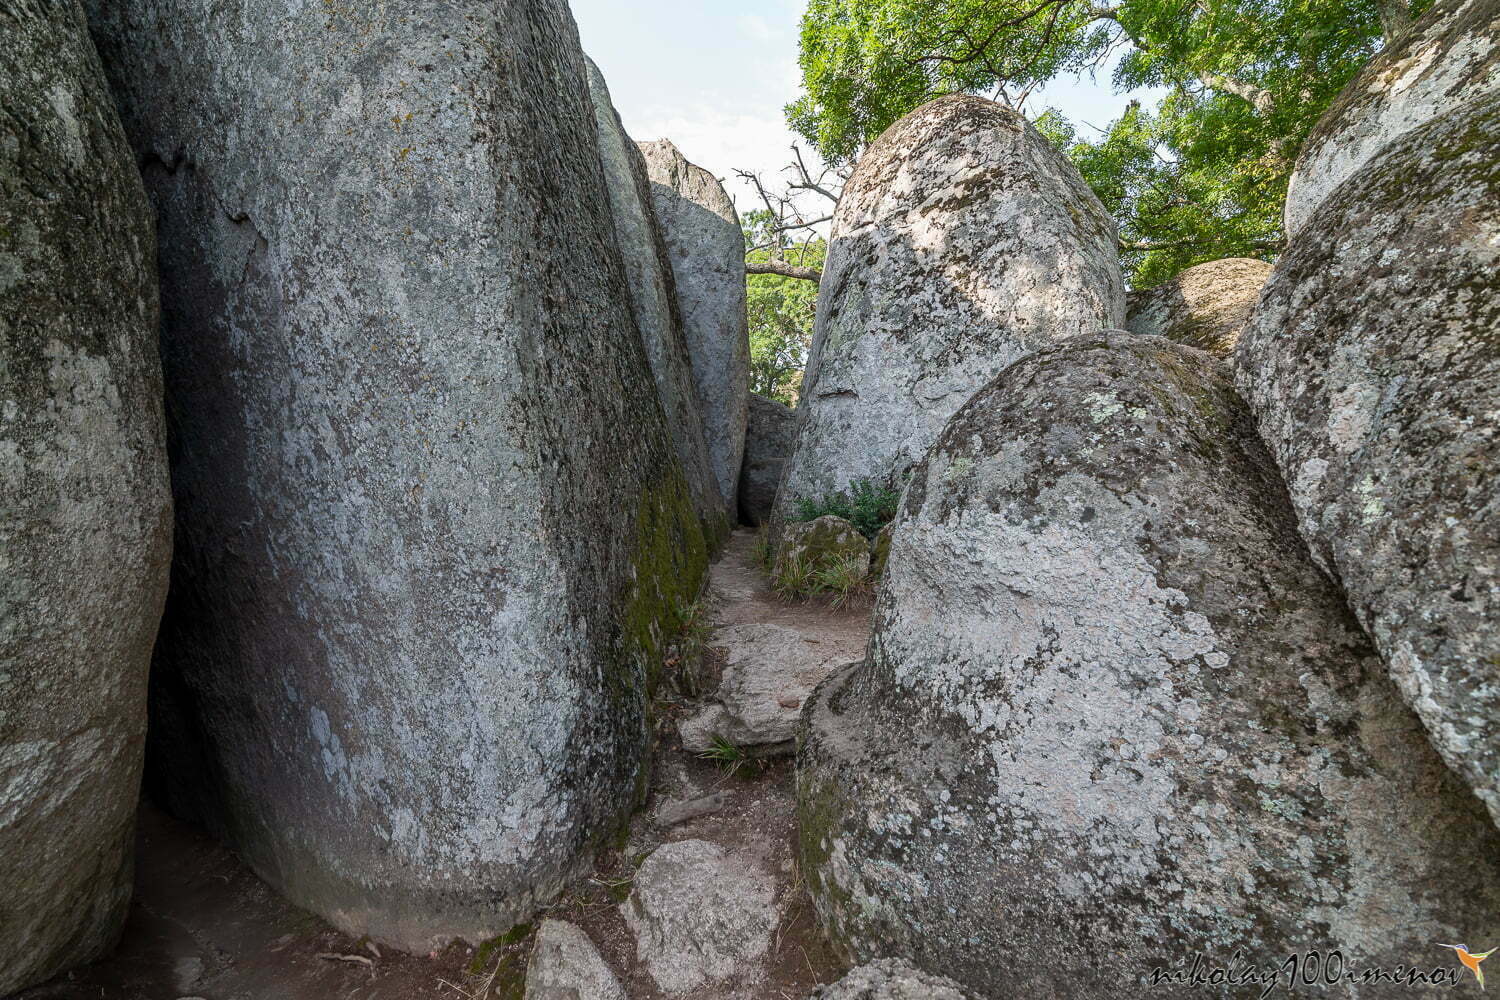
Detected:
left=799, top=334, right=1500, bottom=998
left=85, top=0, right=707, bottom=950
left=1237, top=93, right=1500, bottom=826
left=1283, top=0, right=1500, bottom=236
left=1124, top=257, right=1271, bottom=358
left=638, top=139, right=750, bottom=512
left=773, top=96, right=1123, bottom=524
left=585, top=59, right=726, bottom=543
left=739, top=393, right=797, bottom=526
left=0, top=0, right=172, bottom=991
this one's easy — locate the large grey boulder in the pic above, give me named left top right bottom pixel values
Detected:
left=739, top=393, right=797, bottom=526
left=809, top=959, right=972, bottom=1000
left=772, top=95, right=1123, bottom=524
left=678, top=624, right=852, bottom=753
left=85, top=0, right=707, bottom=950
left=585, top=59, right=727, bottom=544
left=639, top=139, right=750, bottom=510
left=524, top=919, right=626, bottom=1000
left=1283, top=0, right=1500, bottom=236
left=0, top=1, right=172, bottom=992
left=1124, top=257, right=1271, bottom=358
left=799, top=333, right=1500, bottom=998
left=1237, top=94, right=1500, bottom=827
left=621, top=839, right=777, bottom=994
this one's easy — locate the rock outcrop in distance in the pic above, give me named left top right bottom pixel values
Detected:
left=1283, top=0, right=1500, bottom=236
left=799, top=334, right=1500, bottom=998
left=1124, top=257, right=1271, bottom=358
left=0, top=0, right=173, bottom=992
left=739, top=393, right=797, bottom=526
left=772, top=95, right=1124, bottom=529
left=85, top=0, right=706, bottom=950
left=1237, top=89, right=1500, bottom=827
left=639, top=139, right=751, bottom=515
left=585, top=58, right=726, bottom=544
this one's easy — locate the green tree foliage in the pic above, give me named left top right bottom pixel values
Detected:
left=787, top=0, right=1424, bottom=286
left=744, top=209, right=826, bottom=405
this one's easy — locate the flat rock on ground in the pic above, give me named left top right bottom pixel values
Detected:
left=525, top=919, right=626, bottom=1000
left=679, top=624, right=856, bottom=753
left=810, top=959, right=973, bottom=1000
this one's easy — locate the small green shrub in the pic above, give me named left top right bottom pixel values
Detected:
left=791, top=478, right=900, bottom=539
left=770, top=551, right=818, bottom=600
left=698, top=736, right=749, bottom=777
left=812, top=554, right=872, bottom=609
left=751, top=526, right=773, bottom=570
left=663, top=598, right=712, bottom=698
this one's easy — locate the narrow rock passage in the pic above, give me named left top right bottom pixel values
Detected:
left=20, top=531, right=871, bottom=1000
left=542, top=528, right=871, bottom=999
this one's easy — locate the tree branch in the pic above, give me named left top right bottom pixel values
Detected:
left=788, top=145, right=841, bottom=202
left=1093, top=7, right=1276, bottom=115
left=747, top=261, right=822, bottom=281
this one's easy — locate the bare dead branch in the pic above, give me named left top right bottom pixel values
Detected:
left=747, top=260, right=823, bottom=281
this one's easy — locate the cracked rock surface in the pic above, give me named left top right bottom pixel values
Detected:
left=678, top=624, right=854, bottom=753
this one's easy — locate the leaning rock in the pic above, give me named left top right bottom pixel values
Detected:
left=585, top=59, right=726, bottom=542
left=1237, top=94, right=1500, bottom=826
left=621, top=839, right=777, bottom=994
left=799, top=333, right=1500, bottom=998
left=86, top=0, right=706, bottom=949
left=640, top=139, right=750, bottom=511
left=772, top=516, right=870, bottom=582
left=1123, top=257, right=1271, bottom=357
left=810, top=959, right=973, bottom=1000
left=0, top=1, right=172, bottom=992
left=1284, top=0, right=1500, bottom=236
left=739, top=394, right=798, bottom=526
left=773, top=95, right=1123, bottom=523
left=524, top=919, right=626, bottom=1000
left=678, top=625, right=852, bottom=752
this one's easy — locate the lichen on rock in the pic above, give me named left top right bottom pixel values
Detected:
left=1237, top=90, right=1500, bottom=828
left=1125, top=257, right=1271, bottom=357
left=1283, top=0, right=1500, bottom=236
left=773, top=516, right=871, bottom=584
left=0, top=0, right=172, bottom=991
left=799, top=333, right=1500, bottom=998
left=772, top=94, right=1125, bottom=528
left=84, top=0, right=707, bottom=951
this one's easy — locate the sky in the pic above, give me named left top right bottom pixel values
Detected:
left=571, top=0, right=1162, bottom=226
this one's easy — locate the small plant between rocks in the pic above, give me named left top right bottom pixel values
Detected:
left=698, top=735, right=751, bottom=777
left=662, top=597, right=714, bottom=698
left=790, top=478, right=900, bottom=539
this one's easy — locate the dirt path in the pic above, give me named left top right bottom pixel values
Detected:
left=547, top=528, right=871, bottom=999
left=18, top=530, right=872, bottom=1000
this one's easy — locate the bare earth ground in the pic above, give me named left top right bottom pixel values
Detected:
left=18, top=530, right=871, bottom=1000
